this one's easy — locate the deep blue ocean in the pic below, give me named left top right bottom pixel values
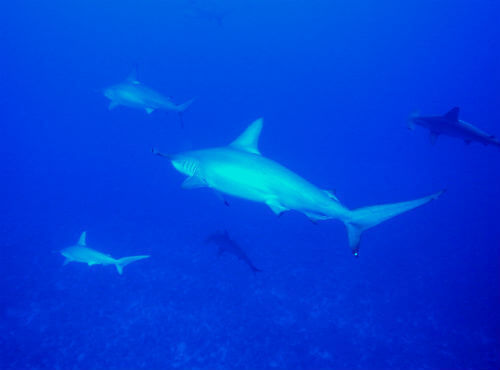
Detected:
left=1, top=1, right=499, bottom=369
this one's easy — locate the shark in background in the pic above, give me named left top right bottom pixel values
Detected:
left=183, top=0, right=232, bottom=27
left=154, top=118, right=444, bottom=256
left=205, top=230, right=262, bottom=273
left=409, top=107, right=500, bottom=148
left=104, top=71, right=194, bottom=125
left=60, top=232, right=150, bottom=275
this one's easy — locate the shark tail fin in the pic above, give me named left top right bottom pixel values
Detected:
left=114, top=255, right=150, bottom=275
left=344, top=190, right=445, bottom=257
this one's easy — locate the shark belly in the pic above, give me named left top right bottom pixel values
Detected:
left=199, top=149, right=341, bottom=217
left=62, top=247, right=116, bottom=265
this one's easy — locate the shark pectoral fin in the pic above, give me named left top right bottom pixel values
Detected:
left=88, top=262, right=96, bottom=266
left=108, top=101, right=119, bottom=110
left=429, top=132, right=439, bottom=145
left=182, top=176, right=207, bottom=189
left=407, top=120, right=415, bottom=130
left=266, top=200, right=289, bottom=216
left=145, top=108, right=155, bottom=114
left=63, top=258, right=71, bottom=266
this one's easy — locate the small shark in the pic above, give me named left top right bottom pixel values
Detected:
left=184, top=0, right=231, bottom=27
left=154, top=118, right=444, bottom=256
left=409, top=107, right=500, bottom=147
left=205, top=230, right=262, bottom=273
left=104, top=72, right=194, bottom=120
left=60, top=232, right=150, bottom=275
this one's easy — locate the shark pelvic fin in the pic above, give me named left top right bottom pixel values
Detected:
left=213, top=190, right=230, bottom=206
left=443, top=107, right=459, bottom=121
left=145, top=107, right=155, bottom=114
left=230, top=118, right=263, bottom=155
left=266, top=200, right=289, bottom=215
left=78, top=231, right=87, bottom=246
left=182, top=176, right=207, bottom=189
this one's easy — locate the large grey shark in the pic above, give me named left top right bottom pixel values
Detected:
left=409, top=107, right=500, bottom=147
left=60, top=232, right=150, bottom=274
left=154, top=118, right=444, bottom=256
left=104, top=72, right=194, bottom=117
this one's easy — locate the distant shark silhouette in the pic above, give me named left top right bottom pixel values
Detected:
left=104, top=71, right=194, bottom=125
left=184, top=0, right=231, bottom=27
left=409, top=107, right=500, bottom=147
left=154, top=118, right=444, bottom=256
left=60, top=232, right=150, bottom=275
left=205, top=231, right=262, bottom=273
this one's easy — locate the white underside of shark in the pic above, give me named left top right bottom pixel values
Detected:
left=155, top=118, right=444, bottom=256
left=60, top=232, right=150, bottom=274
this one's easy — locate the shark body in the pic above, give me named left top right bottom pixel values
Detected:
left=410, top=107, right=500, bottom=147
left=205, top=230, right=262, bottom=273
left=104, top=73, right=194, bottom=116
left=155, top=118, right=444, bottom=256
left=61, top=232, right=150, bottom=274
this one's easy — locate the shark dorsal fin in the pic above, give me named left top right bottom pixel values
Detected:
left=78, top=231, right=87, bottom=246
left=230, top=118, right=263, bottom=155
left=126, top=68, right=139, bottom=84
left=443, top=107, right=459, bottom=121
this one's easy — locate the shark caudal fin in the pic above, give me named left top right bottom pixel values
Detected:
left=344, top=190, right=445, bottom=256
left=114, top=255, right=150, bottom=275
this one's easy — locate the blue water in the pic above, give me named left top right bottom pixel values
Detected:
left=2, top=1, right=499, bottom=368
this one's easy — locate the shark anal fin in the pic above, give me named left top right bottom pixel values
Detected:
left=182, top=176, right=207, bottom=189
left=145, top=107, right=155, bottom=114
left=266, top=200, right=289, bottom=216
left=108, top=101, right=119, bottom=111
left=429, top=132, right=439, bottom=145
left=443, top=107, right=460, bottom=121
